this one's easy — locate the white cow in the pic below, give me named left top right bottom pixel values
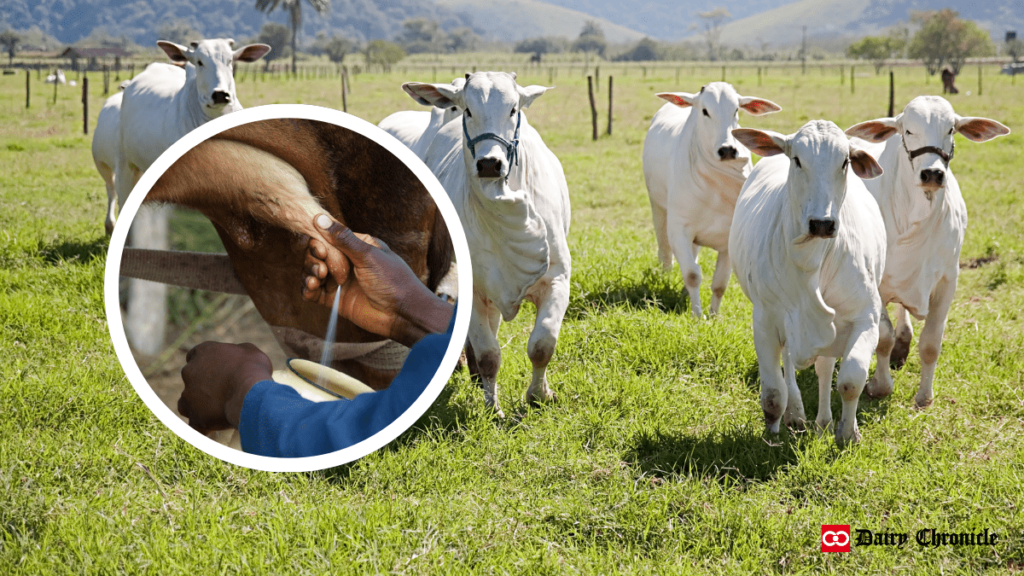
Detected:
left=92, top=90, right=125, bottom=235
left=642, top=82, right=781, bottom=317
left=729, top=121, right=886, bottom=444
left=845, top=96, right=1009, bottom=407
left=115, top=39, right=269, bottom=355
left=379, top=77, right=465, bottom=159
left=405, top=72, right=570, bottom=418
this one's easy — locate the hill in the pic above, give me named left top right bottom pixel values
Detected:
left=718, top=0, right=1024, bottom=48
left=435, top=0, right=645, bottom=43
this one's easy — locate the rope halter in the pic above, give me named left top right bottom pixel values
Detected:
left=462, top=110, right=522, bottom=178
left=903, top=138, right=955, bottom=167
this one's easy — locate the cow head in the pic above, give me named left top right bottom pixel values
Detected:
left=735, top=121, right=882, bottom=240
left=403, top=72, right=551, bottom=181
left=157, top=39, right=270, bottom=118
left=845, top=96, right=1009, bottom=197
left=657, top=82, right=780, bottom=165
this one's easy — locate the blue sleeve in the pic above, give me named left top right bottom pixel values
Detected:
left=238, top=315, right=455, bottom=458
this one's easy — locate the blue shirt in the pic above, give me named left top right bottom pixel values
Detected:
left=238, top=316, right=454, bottom=457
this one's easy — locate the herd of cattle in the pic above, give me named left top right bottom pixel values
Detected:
left=94, top=39, right=1010, bottom=444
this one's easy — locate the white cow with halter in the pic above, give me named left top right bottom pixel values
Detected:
left=115, top=38, right=270, bottom=355
left=642, top=82, right=781, bottom=317
left=729, top=120, right=887, bottom=444
left=845, top=96, right=1009, bottom=407
left=378, top=77, right=465, bottom=159
left=405, top=72, right=571, bottom=418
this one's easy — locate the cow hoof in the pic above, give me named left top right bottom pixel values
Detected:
left=864, top=375, right=894, bottom=399
left=526, top=390, right=557, bottom=408
left=834, top=421, right=861, bottom=446
left=890, top=336, right=912, bottom=370
left=814, top=419, right=832, bottom=436
left=914, top=394, right=934, bottom=409
left=105, top=223, right=115, bottom=236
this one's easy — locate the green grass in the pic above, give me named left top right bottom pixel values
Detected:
left=1, top=63, right=1023, bottom=574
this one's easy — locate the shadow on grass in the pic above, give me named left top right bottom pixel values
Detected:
left=625, top=427, right=802, bottom=485
left=567, top=267, right=690, bottom=319
left=38, top=236, right=108, bottom=265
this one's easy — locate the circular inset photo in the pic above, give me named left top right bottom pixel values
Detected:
left=104, top=104, right=471, bottom=472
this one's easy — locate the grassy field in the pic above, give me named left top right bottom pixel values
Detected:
left=1, top=62, right=1022, bottom=573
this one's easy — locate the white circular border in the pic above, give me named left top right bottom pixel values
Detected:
left=104, top=104, right=472, bottom=472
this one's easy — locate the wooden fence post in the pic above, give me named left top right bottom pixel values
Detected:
left=978, top=64, right=982, bottom=96
left=850, top=65, right=855, bottom=94
left=82, top=76, right=88, bottom=135
left=53, top=69, right=58, bottom=104
left=675, top=66, right=680, bottom=85
left=587, top=75, right=597, bottom=141
left=721, top=65, right=726, bottom=82
left=595, top=66, right=599, bottom=91
left=103, top=65, right=110, bottom=95
left=888, top=70, right=894, bottom=117
left=758, top=66, right=762, bottom=86
left=840, top=64, right=845, bottom=85
left=341, top=66, right=348, bottom=112
left=25, top=69, right=30, bottom=108
left=607, top=76, right=613, bottom=136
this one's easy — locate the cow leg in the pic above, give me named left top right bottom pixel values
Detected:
left=753, top=321, right=786, bottom=434
left=97, top=161, right=118, bottom=235
left=814, top=356, right=837, bottom=434
left=781, top=346, right=807, bottom=428
left=525, top=274, right=569, bottom=406
left=667, top=220, right=702, bottom=318
left=890, top=304, right=913, bottom=370
left=834, top=319, right=879, bottom=445
left=650, top=203, right=673, bottom=271
left=468, top=297, right=504, bottom=418
left=708, top=250, right=731, bottom=316
left=866, top=306, right=896, bottom=398
left=915, top=278, right=956, bottom=408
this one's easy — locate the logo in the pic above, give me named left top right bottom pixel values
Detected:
left=822, top=525, right=851, bottom=552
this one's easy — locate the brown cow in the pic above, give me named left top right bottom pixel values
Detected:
left=941, top=68, right=959, bottom=94
left=142, top=118, right=453, bottom=390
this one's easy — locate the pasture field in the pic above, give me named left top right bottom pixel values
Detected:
left=1, top=63, right=1023, bottom=574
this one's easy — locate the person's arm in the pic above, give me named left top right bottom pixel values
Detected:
left=236, top=313, right=454, bottom=457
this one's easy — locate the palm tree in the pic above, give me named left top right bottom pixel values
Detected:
left=254, top=0, right=330, bottom=75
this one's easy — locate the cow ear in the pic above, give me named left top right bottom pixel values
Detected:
left=234, top=44, right=271, bottom=63
left=845, top=118, right=899, bottom=142
left=157, top=41, right=190, bottom=64
left=656, top=92, right=696, bottom=108
left=955, top=116, right=1010, bottom=142
left=738, top=96, right=781, bottom=116
left=518, top=85, right=550, bottom=109
left=850, top=147, right=883, bottom=180
left=404, top=82, right=462, bottom=108
left=732, top=128, right=788, bottom=157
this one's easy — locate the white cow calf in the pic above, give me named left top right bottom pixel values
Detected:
left=405, top=72, right=571, bottom=418
left=643, top=82, right=780, bottom=317
left=730, top=121, right=886, bottom=443
left=845, top=96, right=1009, bottom=407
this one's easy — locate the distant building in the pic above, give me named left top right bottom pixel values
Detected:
left=58, top=46, right=132, bottom=71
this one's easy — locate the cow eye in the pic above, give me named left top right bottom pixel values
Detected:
left=451, top=107, right=457, bottom=112
left=905, top=130, right=912, bottom=136
left=794, top=157, right=802, bottom=168
left=842, top=158, right=849, bottom=171
left=465, top=109, right=472, bottom=118
left=197, top=60, right=203, bottom=67
left=948, top=128, right=954, bottom=135
left=702, top=108, right=710, bottom=117
left=510, top=108, right=516, bottom=117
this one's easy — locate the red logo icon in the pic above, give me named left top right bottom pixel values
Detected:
left=822, top=525, right=851, bottom=552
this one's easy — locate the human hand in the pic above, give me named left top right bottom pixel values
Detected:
left=301, top=214, right=453, bottom=346
left=178, top=342, right=273, bottom=433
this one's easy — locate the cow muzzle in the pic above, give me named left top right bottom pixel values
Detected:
left=211, top=90, right=232, bottom=105
left=808, top=218, right=837, bottom=238
left=717, top=146, right=739, bottom=160
left=919, top=168, right=945, bottom=188
left=476, top=157, right=505, bottom=179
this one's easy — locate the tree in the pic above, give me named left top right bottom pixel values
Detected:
left=157, top=20, right=203, bottom=45
left=1006, top=38, right=1024, bottom=63
left=847, top=30, right=906, bottom=73
left=514, top=37, right=565, bottom=55
left=364, top=39, right=404, bottom=72
left=445, top=28, right=480, bottom=53
left=571, top=20, right=607, bottom=57
left=399, top=18, right=445, bottom=55
left=0, top=29, right=20, bottom=67
left=255, top=22, right=290, bottom=71
left=696, top=7, right=730, bottom=61
left=254, top=0, right=330, bottom=75
left=323, top=34, right=353, bottom=65
left=614, top=37, right=661, bottom=62
left=908, top=9, right=994, bottom=75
